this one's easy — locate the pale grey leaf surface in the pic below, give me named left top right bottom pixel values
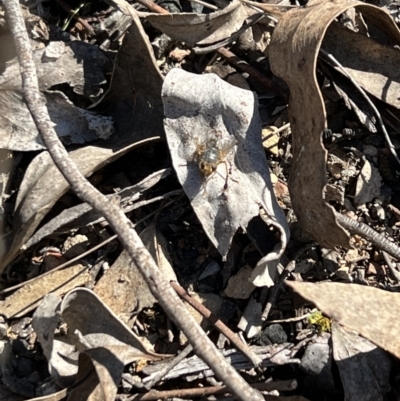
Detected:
left=0, top=90, right=114, bottom=151
left=162, top=69, right=289, bottom=286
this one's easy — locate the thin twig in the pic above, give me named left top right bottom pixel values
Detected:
left=129, top=380, right=298, bottom=400
left=144, top=343, right=194, bottom=389
left=54, top=0, right=95, bottom=36
left=3, top=2, right=263, bottom=400
left=319, top=48, right=400, bottom=166
left=187, top=0, right=219, bottom=10
left=217, top=46, right=288, bottom=99
left=171, top=281, right=262, bottom=367
left=106, top=0, right=169, bottom=15
left=264, top=312, right=313, bottom=324
left=335, top=213, right=400, bottom=261
left=0, top=198, right=177, bottom=296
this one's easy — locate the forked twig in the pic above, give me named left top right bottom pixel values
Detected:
left=2, top=1, right=263, bottom=400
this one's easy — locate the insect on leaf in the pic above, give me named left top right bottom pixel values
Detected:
left=162, top=69, right=289, bottom=287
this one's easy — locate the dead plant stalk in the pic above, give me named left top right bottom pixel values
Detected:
left=2, top=1, right=264, bottom=400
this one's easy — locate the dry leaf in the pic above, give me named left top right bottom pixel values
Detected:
left=33, top=289, right=159, bottom=401
left=286, top=281, right=400, bottom=359
left=224, top=265, right=255, bottom=299
left=0, top=137, right=159, bottom=273
left=163, top=68, right=289, bottom=286
left=323, top=22, right=400, bottom=109
left=0, top=90, right=114, bottom=151
left=268, top=0, right=399, bottom=248
left=102, top=8, right=164, bottom=145
left=331, top=322, right=391, bottom=401
left=32, top=294, right=78, bottom=387
left=22, top=169, right=170, bottom=251
left=0, top=264, right=90, bottom=318
left=0, top=41, right=110, bottom=97
left=146, top=1, right=250, bottom=46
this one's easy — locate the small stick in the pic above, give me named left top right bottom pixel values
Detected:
left=262, top=244, right=313, bottom=321
left=171, top=281, right=263, bottom=367
left=335, top=212, right=400, bottom=261
left=144, top=343, right=194, bottom=389
left=55, top=0, right=95, bottom=36
left=129, top=379, right=298, bottom=400
left=264, top=312, right=313, bottom=324
left=187, top=0, right=219, bottom=10
left=217, top=46, right=288, bottom=99
left=0, top=199, right=177, bottom=295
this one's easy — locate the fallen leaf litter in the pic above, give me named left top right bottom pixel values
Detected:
left=1, top=0, right=400, bottom=399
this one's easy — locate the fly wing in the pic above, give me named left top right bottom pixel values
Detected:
left=218, top=136, right=237, bottom=158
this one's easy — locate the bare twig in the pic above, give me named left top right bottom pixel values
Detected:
left=335, top=213, right=400, bottom=261
left=264, top=312, right=313, bottom=324
left=187, top=0, right=219, bottom=10
left=171, top=281, right=262, bottom=367
left=262, top=261, right=295, bottom=321
left=319, top=48, right=400, bottom=166
left=54, top=0, right=95, bottom=36
left=3, top=1, right=263, bottom=399
left=109, top=0, right=169, bottom=14
left=0, top=198, right=176, bottom=295
left=130, top=379, right=298, bottom=400
left=144, top=343, right=194, bottom=389
left=217, top=46, right=288, bottom=99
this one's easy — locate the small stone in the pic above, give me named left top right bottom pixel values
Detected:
left=301, top=333, right=331, bottom=375
left=257, top=324, right=287, bottom=345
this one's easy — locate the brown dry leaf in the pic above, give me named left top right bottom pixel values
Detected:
left=323, top=22, right=400, bottom=109
left=163, top=68, right=289, bottom=286
left=268, top=0, right=400, bottom=248
left=94, top=224, right=176, bottom=322
left=0, top=137, right=159, bottom=273
left=331, top=322, right=391, bottom=401
left=62, top=289, right=159, bottom=401
left=224, top=265, right=255, bottom=299
left=262, top=126, right=280, bottom=156
left=286, top=281, right=400, bottom=359
left=67, top=345, right=149, bottom=401
left=146, top=1, right=250, bottom=46
left=0, top=264, right=90, bottom=318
